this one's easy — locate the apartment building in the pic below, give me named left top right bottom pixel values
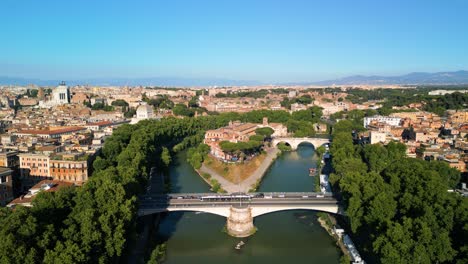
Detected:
left=0, top=150, right=19, bottom=168
left=18, top=153, right=51, bottom=190
left=364, top=115, right=401, bottom=128
left=49, top=153, right=89, bottom=185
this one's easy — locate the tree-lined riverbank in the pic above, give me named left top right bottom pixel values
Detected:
left=152, top=145, right=340, bottom=264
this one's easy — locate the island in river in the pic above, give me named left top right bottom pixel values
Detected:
left=197, top=147, right=280, bottom=193
left=151, top=144, right=341, bottom=264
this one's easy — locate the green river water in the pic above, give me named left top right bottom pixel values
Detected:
left=152, top=144, right=341, bottom=263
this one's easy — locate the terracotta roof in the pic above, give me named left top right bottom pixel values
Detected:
left=30, top=180, right=74, bottom=190
left=16, top=127, right=86, bottom=135
left=8, top=180, right=74, bottom=207
left=85, top=121, right=113, bottom=126
left=0, top=167, right=12, bottom=174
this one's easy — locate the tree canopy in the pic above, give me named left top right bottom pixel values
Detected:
left=329, top=120, right=467, bottom=263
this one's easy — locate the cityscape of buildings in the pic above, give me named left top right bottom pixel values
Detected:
left=1, top=82, right=467, bottom=208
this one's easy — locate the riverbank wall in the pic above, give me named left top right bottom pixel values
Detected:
left=317, top=213, right=352, bottom=263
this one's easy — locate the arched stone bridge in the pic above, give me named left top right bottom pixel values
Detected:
left=138, top=192, right=343, bottom=237
left=272, top=137, right=331, bottom=150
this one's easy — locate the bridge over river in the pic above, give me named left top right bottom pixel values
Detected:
left=272, top=137, right=330, bottom=150
left=139, top=192, right=343, bottom=237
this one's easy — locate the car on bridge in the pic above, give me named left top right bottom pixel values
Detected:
left=253, top=193, right=264, bottom=198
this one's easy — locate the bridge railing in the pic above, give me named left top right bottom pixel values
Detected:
left=272, top=136, right=331, bottom=140
left=141, top=192, right=334, bottom=199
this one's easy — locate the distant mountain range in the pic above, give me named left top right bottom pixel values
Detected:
left=309, top=70, right=468, bottom=86
left=1, top=70, right=468, bottom=87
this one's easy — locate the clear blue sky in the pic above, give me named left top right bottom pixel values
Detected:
left=1, top=0, right=467, bottom=82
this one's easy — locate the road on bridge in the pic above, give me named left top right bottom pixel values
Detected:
left=139, top=192, right=339, bottom=211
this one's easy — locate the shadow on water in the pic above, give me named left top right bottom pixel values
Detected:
left=166, top=156, right=182, bottom=193
left=296, top=144, right=317, bottom=160
left=153, top=150, right=213, bottom=243
left=153, top=212, right=183, bottom=244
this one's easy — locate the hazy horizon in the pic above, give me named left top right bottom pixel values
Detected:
left=2, top=0, right=468, bottom=82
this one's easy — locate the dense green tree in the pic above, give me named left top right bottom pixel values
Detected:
left=329, top=120, right=466, bottom=263
left=249, top=134, right=265, bottom=142
left=147, top=244, right=166, bottom=264
left=111, top=99, right=129, bottom=107
left=161, top=147, right=171, bottom=167
left=124, top=108, right=136, bottom=118
left=173, top=104, right=194, bottom=117
left=0, top=206, right=39, bottom=264
left=91, top=102, right=114, bottom=111
left=26, top=89, right=39, bottom=98
left=255, top=127, right=274, bottom=138
left=426, top=161, right=461, bottom=189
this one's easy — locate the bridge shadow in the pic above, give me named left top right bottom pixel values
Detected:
left=152, top=212, right=183, bottom=245
left=296, top=143, right=316, bottom=158
left=135, top=163, right=185, bottom=252
left=136, top=200, right=184, bottom=251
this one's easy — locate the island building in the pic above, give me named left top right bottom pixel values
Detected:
left=204, top=118, right=287, bottom=160
left=204, top=121, right=257, bottom=160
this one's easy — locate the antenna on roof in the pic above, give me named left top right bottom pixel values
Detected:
left=60, top=81, right=66, bottom=86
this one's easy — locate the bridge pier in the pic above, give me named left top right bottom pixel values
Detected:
left=290, top=143, right=298, bottom=150
left=226, top=206, right=256, bottom=237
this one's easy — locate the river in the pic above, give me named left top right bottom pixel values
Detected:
left=152, top=144, right=341, bottom=263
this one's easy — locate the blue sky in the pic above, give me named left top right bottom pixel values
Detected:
left=1, top=0, right=467, bottom=82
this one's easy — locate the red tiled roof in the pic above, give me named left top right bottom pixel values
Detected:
left=30, top=180, right=74, bottom=190
left=16, top=127, right=86, bottom=135
left=8, top=180, right=74, bottom=207
left=85, top=121, right=113, bottom=126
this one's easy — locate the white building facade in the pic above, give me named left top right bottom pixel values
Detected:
left=363, top=115, right=401, bottom=128
left=39, top=82, right=70, bottom=108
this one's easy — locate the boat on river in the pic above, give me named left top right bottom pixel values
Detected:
left=235, top=241, right=245, bottom=250
left=309, top=168, right=317, bottom=176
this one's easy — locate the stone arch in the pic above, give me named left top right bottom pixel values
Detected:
left=251, top=206, right=343, bottom=218
left=275, top=141, right=291, bottom=147
left=138, top=207, right=229, bottom=218
left=272, top=137, right=331, bottom=151
left=296, top=141, right=316, bottom=149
